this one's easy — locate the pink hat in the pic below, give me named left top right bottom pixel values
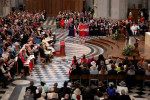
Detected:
left=91, top=55, right=94, bottom=57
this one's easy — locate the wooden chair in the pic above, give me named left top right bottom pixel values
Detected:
left=143, top=75, right=150, bottom=87
left=81, top=75, right=89, bottom=79
left=39, top=53, right=46, bottom=64
left=116, top=75, right=126, bottom=84
left=98, top=75, right=107, bottom=80
left=107, top=75, right=117, bottom=86
left=136, top=75, right=145, bottom=87
left=98, top=75, right=108, bottom=85
left=71, top=75, right=81, bottom=83
left=89, top=74, right=99, bottom=86
left=144, top=75, right=150, bottom=80
left=136, top=75, right=145, bottom=80
left=81, top=75, right=89, bottom=85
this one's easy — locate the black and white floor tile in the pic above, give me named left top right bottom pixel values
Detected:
left=43, top=17, right=56, bottom=26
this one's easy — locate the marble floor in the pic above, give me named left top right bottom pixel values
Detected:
left=0, top=18, right=150, bottom=100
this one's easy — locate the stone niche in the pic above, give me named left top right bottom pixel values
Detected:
left=0, top=0, right=10, bottom=17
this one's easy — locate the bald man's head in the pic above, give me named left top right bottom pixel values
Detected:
left=121, top=89, right=125, bottom=95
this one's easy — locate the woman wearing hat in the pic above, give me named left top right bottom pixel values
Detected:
left=116, top=81, right=128, bottom=95
left=71, top=88, right=82, bottom=100
left=88, top=55, right=96, bottom=67
left=90, top=61, right=97, bottom=71
left=47, top=87, right=58, bottom=100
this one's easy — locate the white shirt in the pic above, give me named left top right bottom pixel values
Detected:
left=64, top=19, right=68, bottom=23
left=107, top=64, right=112, bottom=71
left=131, top=25, right=139, bottom=31
left=0, top=66, right=6, bottom=73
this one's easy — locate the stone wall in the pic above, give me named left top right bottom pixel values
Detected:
left=0, top=0, right=2, bottom=17
left=97, top=0, right=109, bottom=19
left=97, top=0, right=128, bottom=20
left=0, top=0, right=10, bottom=17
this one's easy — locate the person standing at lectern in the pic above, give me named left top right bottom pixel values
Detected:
left=126, top=20, right=130, bottom=39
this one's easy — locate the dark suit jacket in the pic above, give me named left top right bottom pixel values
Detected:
left=81, top=68, right=90, bottom=75
left=35, top=92, right=42, bottom=99
left=82, top=92, right=94, bottom=100
left=117, top=95, right=131, bottom=100
left=39, top=47, right=45, bottom=58
left=108, top=69, right=117, bottom=75
left=17, top=57, right=24, bottom=69
left=26, top=86, right=37, bottom=94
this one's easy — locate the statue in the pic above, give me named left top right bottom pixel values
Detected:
left=128, top=12, right=133, bottom=22
left=93, top=0, right=98, bottom=18
left=140, top=11, right=145, bottom=22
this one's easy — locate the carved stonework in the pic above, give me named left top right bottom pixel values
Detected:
left=0, top=0, right=3, bottom=16
left=93, top=0, right=98, bottom=18
left=143, top=0, right=148, bottom=9
left=2, top=0, right=9, bottom=6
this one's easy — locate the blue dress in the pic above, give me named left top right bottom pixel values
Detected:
left=68, top=25, right=74, bottom=36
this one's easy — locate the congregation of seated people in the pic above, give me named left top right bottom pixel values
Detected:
left=0, top=10, right=55, bottom=88
left=24, top=79, right=132, bottom=100
left=67, top=54, right=150, bottom=100
left=56, top=11, right=149, bottom=37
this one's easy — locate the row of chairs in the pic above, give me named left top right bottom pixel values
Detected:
left=71, top=74, right=150, bottom=86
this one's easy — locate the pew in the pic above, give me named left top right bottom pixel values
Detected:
left=70, top=74, right=150, bottom=87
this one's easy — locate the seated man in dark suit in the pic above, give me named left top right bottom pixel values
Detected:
left=26, top=81, right=37, bottom=96
left=0, top=59, right=8, bottom=88
left=35, top=87, right=42, bottom=99
left=59, top=81, right=71, bottom=99
left=82, top=87, right=94, bottom=100
left=108, top=64, right=117, bottom=85
left=108, top=64, right=117, bottom=75
left=39, top=43, right=50, bottom=62
left=39, top=44, right=46, bottom=58
left=81, top=65, right=90, bottom=75
left=117, top=89, right=131, bottom=100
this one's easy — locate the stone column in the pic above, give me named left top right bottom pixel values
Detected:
left=2, top=0, right=10, bottom=17
left=143, top=0, right=148, bottom=9
left=111, top=0, right=128, bottom=20
left=97, top=0, right=109, bottom=19
left=0, top=0, right=3, bottom=17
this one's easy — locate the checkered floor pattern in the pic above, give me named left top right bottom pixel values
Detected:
left=128, top=85, right=150, bottom=99
left=27, top=57, right=71, bottom=87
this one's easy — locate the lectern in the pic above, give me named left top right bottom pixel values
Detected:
left=60, top=41, right=65, bottom=56
left=145, top=32, right=150, bottom=47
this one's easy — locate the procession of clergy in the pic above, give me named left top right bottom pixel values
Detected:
left=56, top=11, right=148, bottom=37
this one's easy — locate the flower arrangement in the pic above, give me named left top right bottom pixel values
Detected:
left=122, top=45, right=134, bottom=56
left=112, top=31, right=120, bottom=40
